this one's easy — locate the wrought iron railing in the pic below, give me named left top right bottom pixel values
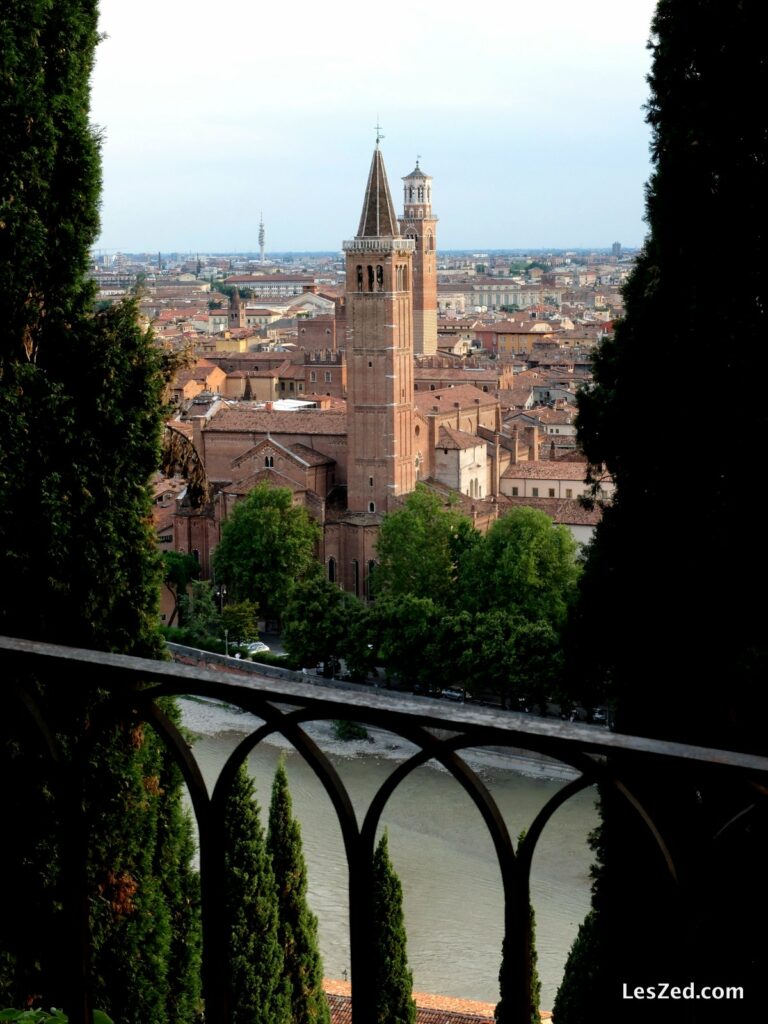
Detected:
left=2, top=634, right=768, bottom=1024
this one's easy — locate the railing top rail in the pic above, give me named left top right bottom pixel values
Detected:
left=3, top=634, right=767, bottom=776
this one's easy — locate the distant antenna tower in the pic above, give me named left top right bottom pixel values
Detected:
left=258, top=212, right=265, bottom=264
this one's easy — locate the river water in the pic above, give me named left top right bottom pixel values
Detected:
left=179, top=697, right=599, bottom=1010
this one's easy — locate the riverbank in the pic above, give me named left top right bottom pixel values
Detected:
left=179, top=695, right=581, bottom=783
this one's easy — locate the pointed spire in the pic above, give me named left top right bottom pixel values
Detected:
left=357, top=148, right=399, bottom=239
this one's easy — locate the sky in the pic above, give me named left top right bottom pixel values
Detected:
left=91, top=0, right=659, bottom=254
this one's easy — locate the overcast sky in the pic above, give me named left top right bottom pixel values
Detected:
left=91, top=0, right=658, bottom=254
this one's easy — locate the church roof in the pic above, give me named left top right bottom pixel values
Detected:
left=357, top=147, right=399, bottom=238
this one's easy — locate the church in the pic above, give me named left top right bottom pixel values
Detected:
left=172, top=144, right=563, bottom=599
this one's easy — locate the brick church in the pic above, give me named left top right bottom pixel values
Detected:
left=173, top=144, right=536, bottom=600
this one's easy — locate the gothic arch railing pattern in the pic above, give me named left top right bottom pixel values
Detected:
left=4, top=636, right=768, bottom=1024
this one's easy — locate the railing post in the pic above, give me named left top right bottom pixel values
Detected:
left=349, top=835, right=377, bottom=1024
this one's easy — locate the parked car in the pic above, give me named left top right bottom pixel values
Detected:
left=591, top=707, right=608, bottom=725
left=246, top=641, right=270, bottom=656
left=441, top=688, right=465, bottom=702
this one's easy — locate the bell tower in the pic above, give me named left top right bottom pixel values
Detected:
left=399, top=159, right=438, bottom=355
left=343, top=142, right=416, bottom=514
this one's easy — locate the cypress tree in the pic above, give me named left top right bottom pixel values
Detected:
left=0, top=1, right=201, bottom=1017
left=223, top=763, right=290, bottom=1023
left=559, top=1, right=768, bottom=1019
left=494, top=832, right=540, bottom=1024
left=371, top=833, right=416, bottom=1024
left=267, top=758, right=330, bottom=1024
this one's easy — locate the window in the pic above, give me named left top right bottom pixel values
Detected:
left=369, top=476, right=374, bottom=487
left=566, top=488, right=573, bottom=498
left=310, top=370, right=316, bottom=383
left=352, top=559, right=359, bottom=597
left=548, top=488, right=555, bottom=497
left=369, top=502, right=375, bottom=513
left=532, top=487, right=539, bottom=497
left=265, top=455, right=274, bottom=468
left=328, top=557, right=336, bottom=583
left=324, top=371, right=332, bottom=383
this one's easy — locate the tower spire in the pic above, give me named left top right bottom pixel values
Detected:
left=357, top=146, right=398, bottom=238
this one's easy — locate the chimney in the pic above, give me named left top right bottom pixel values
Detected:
left=511, top=426, right=519, bottom=465
left=529, top=425, right=539, bottom=462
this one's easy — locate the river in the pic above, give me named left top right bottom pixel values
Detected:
left=179, top=697, right=599, bottom=1010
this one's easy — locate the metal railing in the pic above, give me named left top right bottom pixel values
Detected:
left=2, top=634, right=768, bottom=1023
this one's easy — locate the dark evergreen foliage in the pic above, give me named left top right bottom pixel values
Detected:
left=559, top=2, right=768, bottom=1019
left=223, top=765, right=290, bottom=1023
left=0, top=2, right=200, bottom=1017
left=371, top=833, right=416, bottom=1024
left=267, top=759, right=330, bottom=1024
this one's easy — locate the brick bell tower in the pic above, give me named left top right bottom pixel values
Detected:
left=399, top=159, right=438, bottom=356
left=343, top=140, right=416, bottom=514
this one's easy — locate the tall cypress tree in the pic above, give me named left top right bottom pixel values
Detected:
left=223, top=764, right=290, bottom=1023
left=559, top=1, right=768, bottom=1020
left=267, top=758, right=330, bottom=1024
left=0, top=1, right=200, bottom=1017
left=371, top=833, right=416, bottom=1024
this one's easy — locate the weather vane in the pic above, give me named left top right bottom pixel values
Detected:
left=375, top=117, right=384, bottom=147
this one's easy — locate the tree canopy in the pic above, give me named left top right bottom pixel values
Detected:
left=372, top=485, right=479, bottom=603
left=213, top=484, right=320, bottom=619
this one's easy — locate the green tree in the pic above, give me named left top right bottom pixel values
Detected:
left=0, top=3, right=200, bottom=1017
left=179, top=579, right=221, bottom=642
left=557, top=2, right=768, bottom=1019
left=221, top=599, right=260, bottom=645
left=464, top=507, right=580, bottom=627
left=495, top=831, right=541, bottom=1024
left=223, top=764, right=290, bottom=1024
left=372, top=594, right=442, bottom=688
left=162, top=551, right=200, bottom=627
left=371, top=833, right=416, bottom=1024
left=267, top=759, right=330, bottom=1024
left=213, top=484, right=321, bottom=620
left=281, top=565, right=355, bottom=668
left=373, top=485, right=478, bottom=602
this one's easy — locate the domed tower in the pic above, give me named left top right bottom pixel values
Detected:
left=343, top=142, right=416, bottom=514
left=399, top=159, right=438, bottom=355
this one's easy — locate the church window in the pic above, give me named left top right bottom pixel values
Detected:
left=352, top=559, right=360, bottom=597
left=368, top=502, right=375, bottom=513
left=356, top=265, right=363, bottom=291
left=265, top=455, right=274, bottom=467
left=367, top=265, right=374, bottom=291
left=376, top=265, right=384, bottom=291
left=328, top=557, right=337, bottom=583
left=417, top=186, right=424, bottom=201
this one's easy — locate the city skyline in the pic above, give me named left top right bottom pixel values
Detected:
left=92, top=0, right=658, bottom=253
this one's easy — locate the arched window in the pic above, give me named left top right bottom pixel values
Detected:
left=367, top=265, right=374, bottom=292
left=265, top=455, right=274, bottom=468
left=376, top=265, right=384, bottom=291
left=368, top=501, right=375, bottom=513
left=427, top=233, right=434, bottom=251
left=352, top=559, right=359, bottom=597
left=356, top=265, right=363, bottom=292
left=328, top=557, right=337, bottom=583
